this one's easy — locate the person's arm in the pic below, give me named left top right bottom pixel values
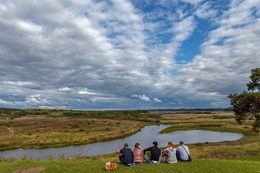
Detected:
left=143, top=147, right=151, bottom=155
left=162, top=150, right=168, bottom=157
left=117, top=148, right=123, bottom=155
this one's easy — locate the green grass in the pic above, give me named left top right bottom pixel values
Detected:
left=0, top=158, right=260, bottom=173
left=159, top=124, right=247, bottom=134
left=233, top=155, right=260, bottom=161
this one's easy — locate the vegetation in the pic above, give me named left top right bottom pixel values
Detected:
left=0, top=108, right=160, bottom=121
left=0, top=111, right=259, bottom=172
left=0, top=155, right=260, bottom=173
left=0, top=117, right=145, bottom=150
left=228, top=68, right=260, bottom=133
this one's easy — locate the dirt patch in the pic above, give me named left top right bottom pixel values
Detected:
left=12, top=167, right=45, bottom=173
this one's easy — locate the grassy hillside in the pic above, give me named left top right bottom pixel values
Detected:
left=0, top=156, right=260, bottom=173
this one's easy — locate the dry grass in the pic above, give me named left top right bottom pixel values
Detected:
left=12, top=167, right=45, bottom=173
left=0, top=117, right=145, bottom=150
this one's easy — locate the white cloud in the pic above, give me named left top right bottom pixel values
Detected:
left=58, top=87, right=72, bottom=92
left=0, top=98, right=11, bottom=105
left=90, top=97, right=120, bottom=103
left=131, top=94, right=151, bottom=102
left=3, top=81, right=35, bottom=86
left=78, top=89, right=96, bottom=95
left=25, top=94, right=51, bottom=105
left=154, top=98, right=162, bottom=103
left=194, top=2, right=217, bottom=19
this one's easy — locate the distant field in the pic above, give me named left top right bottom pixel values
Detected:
left=0, top=116, right=145, bottom=150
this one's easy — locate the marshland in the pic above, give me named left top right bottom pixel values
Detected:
left=0, top=108, right=259, bottom=172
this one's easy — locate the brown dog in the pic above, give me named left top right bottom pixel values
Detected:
left=105, top=162, right=118, bottom=171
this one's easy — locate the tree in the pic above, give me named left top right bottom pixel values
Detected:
left=10, top=111, right=21, bottom=119
left=228, top=68, right=260, bottom=133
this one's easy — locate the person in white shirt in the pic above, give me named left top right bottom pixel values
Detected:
left=176, top=141, right=190, bottom=161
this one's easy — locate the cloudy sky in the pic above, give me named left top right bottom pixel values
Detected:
left=0, top=0, right=260, bottom=110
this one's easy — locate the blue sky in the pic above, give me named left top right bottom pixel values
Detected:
left=0, top=0, right=260, bottom=110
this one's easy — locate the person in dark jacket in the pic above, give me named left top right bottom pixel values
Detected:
left=143, top=141, right=161, bottom=164
left=117, top=143, right=133, bottom=166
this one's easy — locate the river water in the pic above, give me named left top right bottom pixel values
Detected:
left=0, top=124, right=243, bottom=160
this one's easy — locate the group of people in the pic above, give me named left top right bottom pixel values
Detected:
left=116, top=141, right=191, bottom=166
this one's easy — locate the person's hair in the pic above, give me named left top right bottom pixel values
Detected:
left=168, top=141, right=175, bottom=148
left=179, top=141, right=184, bottom=145
left=153, top=141, right=158, bottom=146
left=124, top=143, right=128, bottom=148
left=135, top=143, right=140, bottom=148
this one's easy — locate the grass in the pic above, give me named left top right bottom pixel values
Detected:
left=0, top=117, right=146, bottom=150
left=0, top=157, right=260, bottom=173
left=0, top=112, right=259, bottom=172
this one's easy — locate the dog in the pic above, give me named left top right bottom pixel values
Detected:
left=105, top=162, right=118, bottom=171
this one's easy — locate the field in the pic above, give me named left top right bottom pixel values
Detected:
left=0, top=109, right=259, bottom=172
left=0, top=157, right=260, bottom=173
left=0, top=116, right=145, bottom=150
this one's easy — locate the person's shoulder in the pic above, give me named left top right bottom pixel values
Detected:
left=126, top=148, right=132, bottom=151
left=176, top=146, right=181, bottom=150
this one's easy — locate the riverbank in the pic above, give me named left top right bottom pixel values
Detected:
left=0, top=116, right=146, bottom=151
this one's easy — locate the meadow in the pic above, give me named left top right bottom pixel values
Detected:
left=0, top=109, right=259, bottom=172
left=0, top=116, right=145, bottom=151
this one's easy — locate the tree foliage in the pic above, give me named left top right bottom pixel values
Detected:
left=228, top=68, right=260, bottom=133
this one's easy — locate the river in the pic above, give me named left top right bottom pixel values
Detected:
left=0, top=124, right=243, bottom=160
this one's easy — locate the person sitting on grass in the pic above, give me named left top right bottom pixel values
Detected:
left=143, top=141, right=161, bottom=164
left=176, top=141, right=191, bottom=162
left=162, top=141, right=177, bottom=164
left=132, top=143, right=144, bottom=165
left=117, top=143, right=133, bottom=166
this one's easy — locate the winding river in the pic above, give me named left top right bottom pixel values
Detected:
left=0, top=125, right=243, bottom=160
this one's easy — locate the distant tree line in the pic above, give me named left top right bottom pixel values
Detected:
left=0, top=108, right=160, bottom=122
left=62, top=110, right=160, bottom=121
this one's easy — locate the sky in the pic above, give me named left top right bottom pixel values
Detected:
left=0, top=0, right=260, bottom=110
